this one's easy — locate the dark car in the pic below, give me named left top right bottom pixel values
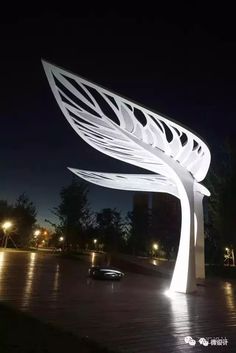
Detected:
left=88, top=266, right=124, bottom=280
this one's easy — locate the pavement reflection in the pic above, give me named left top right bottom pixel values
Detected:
left=0, top=250, right=236, bottom=353
left=22, top=252, right=36, bottom=308
left=224, top=281, right=236, bottom=312
left=0, top=251, right=5, bottom=297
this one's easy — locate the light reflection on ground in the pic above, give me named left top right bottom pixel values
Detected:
left=0, top=249, right=235, bottom=353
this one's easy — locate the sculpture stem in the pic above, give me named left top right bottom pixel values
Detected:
left=194, top=192, right=205, bottom=279
left=169, top=179, right=196, bottom=293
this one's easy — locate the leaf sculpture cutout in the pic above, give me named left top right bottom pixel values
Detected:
left=42, top=61, right=211, bottom=184
left=68, top=168, right=179, bottom=197
left=68, top=168, right=210, bottom=199
left=43, top=60, right=211, bottom=293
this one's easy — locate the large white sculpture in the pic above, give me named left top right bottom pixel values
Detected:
left=43, top=60, right=211, bottom=293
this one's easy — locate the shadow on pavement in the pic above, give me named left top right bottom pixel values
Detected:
left=0, top=303, right=117, bottom=353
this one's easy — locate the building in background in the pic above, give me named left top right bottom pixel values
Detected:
left=131, top=192, right=181, bottom=258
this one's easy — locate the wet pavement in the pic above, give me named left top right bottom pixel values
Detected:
left=0, top=249, right=236, bottom=352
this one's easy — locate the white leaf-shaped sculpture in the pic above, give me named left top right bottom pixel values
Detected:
left=43, top=60, right=211, bottom=293
left=68, top=168, right=210, bottom=199
left=68, top=168, right=179, bottom=196
left=69, top=168, right=210, bottom=282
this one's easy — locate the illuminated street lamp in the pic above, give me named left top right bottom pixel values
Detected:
left=2, top=221, right=12, bottom=231
left=34, top=230, right=41, bottom=238
left=93, top=238, right=98, bottom=250
left=2, top=221, right=13, bottom=248
left=153, top=243, right=158, bottom=251
left=224, top=247, right=235, bottom=267
left=59, top=236, right=65, bottom=251
left=152, top=243, right=159, bottom=258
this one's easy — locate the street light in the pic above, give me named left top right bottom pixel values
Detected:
left=2, top=221, right=12, bottom=231
left=59, top=236, right=65, bottom=251
left=2, top=221, right=13, bottom=248
left=153, top=243, right=158, bottom=251
left=152, top=243, right=158, bottom=258
left=93, top=238, right=97, bottom=250
left=224, top=247, right=235, bottom=267
left=34, top=230, right=41, bottom=238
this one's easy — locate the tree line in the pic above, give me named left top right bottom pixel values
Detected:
left=0, top=138, right=235, bottom=262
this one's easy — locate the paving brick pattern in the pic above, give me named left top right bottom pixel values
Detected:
left=0, top=250, right=235, bottom=352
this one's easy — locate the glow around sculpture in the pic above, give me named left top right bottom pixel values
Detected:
left=43, top=60, right=211, bottom=294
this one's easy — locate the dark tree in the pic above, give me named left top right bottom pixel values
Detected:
left=53, top=179, right=91, bottom=250
left=96, top=208, right=124, bottom=252
left=205, top=136, right=236, bottom=264
left=0, top=200, right=13, bottom=222
left=219, top=138, right=236, bottom=248
left=150, top=193, right=181, bottom=259
left=13, top=193, right=37, bottom=247
left=204, top=170, right=222, bottom=264
left=128, top=193, right=150, bottom=255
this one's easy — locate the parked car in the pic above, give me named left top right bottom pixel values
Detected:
left=88, top=266, right=124, bottom=280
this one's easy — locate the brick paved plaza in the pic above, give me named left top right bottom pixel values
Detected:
left=0, top=250, right=235, bottom=352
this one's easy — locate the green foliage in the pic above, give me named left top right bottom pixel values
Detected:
left=53, top=179, right=91, bottom=249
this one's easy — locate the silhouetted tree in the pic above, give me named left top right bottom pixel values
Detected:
left=204, top=169, right=223, bottom=264
left=127, top=193, right=150, bottom=255
left=96, top=208, right=125, bottom=252
left=205, top=136, right=236, bottom=264
left=219, top=138, right=236, bottom=249
left=13, top=193, right=37, bottom=247
left=53, top=179, right=91, bottom=250
left=0, top=200, right=13, bottom=220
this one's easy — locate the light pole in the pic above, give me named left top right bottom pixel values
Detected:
left=2, top=221, right=13, bottom=248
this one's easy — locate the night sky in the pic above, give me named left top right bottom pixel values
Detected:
left=1, top=9, right=236, bottom=226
